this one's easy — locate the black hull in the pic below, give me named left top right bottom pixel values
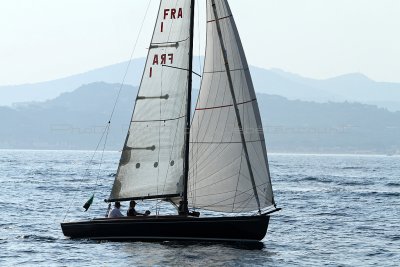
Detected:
left=61, top=215, right=270, bottom=242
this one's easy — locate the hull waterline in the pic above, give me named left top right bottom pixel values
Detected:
left=61, top=215, right=270, bottom=242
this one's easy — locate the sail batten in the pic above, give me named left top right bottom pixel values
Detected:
left=203, top=68, right=250, bottom=74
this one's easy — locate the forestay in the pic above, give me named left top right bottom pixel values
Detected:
left=188, top=0, right=275, bottom=212
left=109, top=0, right=192, bottom=201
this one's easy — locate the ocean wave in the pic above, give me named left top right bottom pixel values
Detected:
left=386, top=182, right=400, bottom=187
left=315, top=211, right=348, bottom=217
left=389, top=235, right=400, bottom=241
left=341, top=166, right=366, bottom=170
left=300, top=176, right=333, bottom=183
left=357, top=191, right=400, bottom=197
left=338, top=181, right=374, bottom=186
left=20, top=234, right=58, bottom=242
left=380, top=192, right=400, bottom=197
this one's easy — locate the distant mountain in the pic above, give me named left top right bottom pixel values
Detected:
left=0, top=83, right=135, bottom=150
left=1, top=82, right=399, bottom=154
left=0, top=58, right=145, bottom=106
left=1, top=58, right=400, bottom=111
left=267, top=69, right=400, bottom=111
left=0, top=58, right=199, bottom=106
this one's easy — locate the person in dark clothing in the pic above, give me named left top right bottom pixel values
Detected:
left=127, top=200, right=150, bottom=216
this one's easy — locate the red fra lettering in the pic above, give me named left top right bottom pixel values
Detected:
left=163, top=9, right=170, bottom=19
left=161, top=54, right=166, bottom=64
left=163, top=8, right=183, bottom=19
left=168, top=54, right=174, bottom=64
left=153, top=55, right=159, bottom=65
left=152, top=54, right=174, bottom=65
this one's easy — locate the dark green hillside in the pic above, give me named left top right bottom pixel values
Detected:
left=1, top=82, right=399, bottom=154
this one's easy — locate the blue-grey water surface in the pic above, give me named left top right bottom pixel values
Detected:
left=0, top=150, right=399, bottom=266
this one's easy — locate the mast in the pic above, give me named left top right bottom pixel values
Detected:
left=182, top=0, right=196, bottom=214
left=210, top=0, right=261, bottom=212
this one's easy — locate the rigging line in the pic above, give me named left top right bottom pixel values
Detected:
left=63, top=1, right=153, bottom=221
left=190, top=0, right=212, bottom=208
left=196, top=0, right=203, bottom=77
left=182, top=0, right=195, bottom=213
left=192, top=11, right=204, bottom=206
left=109, top=0, right=153, bottom=123
left=190, top=0, right=204, bottom=207
left=161, top=64, right=201, bottom=77
left=94, top=123, right=111, bottom=192
left=62, top=122, right=110, bottom=222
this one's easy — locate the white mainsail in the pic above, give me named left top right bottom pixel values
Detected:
left=110, top=0, right=192, bottom=200
left=188, top=0, right=275, bottom=212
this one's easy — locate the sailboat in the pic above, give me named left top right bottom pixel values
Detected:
left=61, top=0, right=280, bottom=242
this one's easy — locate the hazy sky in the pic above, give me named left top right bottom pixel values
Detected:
left=0, top=0, right=399, bottom=85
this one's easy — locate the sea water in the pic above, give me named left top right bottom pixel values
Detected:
left=0, top=150, right=399, bottom=266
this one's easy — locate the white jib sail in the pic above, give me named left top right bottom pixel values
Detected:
left=188, top=0, right=275, bottom=212
left=110, top=0, right=192, bottom=200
